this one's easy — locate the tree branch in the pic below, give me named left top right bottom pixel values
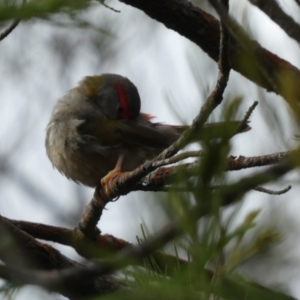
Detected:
left=118, top=0, right=300, bottom=106
left=0, top=20, right=19, bottom=42
left=0, top=220, right=180, bottom=297
left=248, top=0, right=300, bottom=45
left=0, top=216, right=120, bottom=298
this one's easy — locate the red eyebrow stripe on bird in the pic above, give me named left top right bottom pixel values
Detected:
left=114, top=83, right=131, bottom=119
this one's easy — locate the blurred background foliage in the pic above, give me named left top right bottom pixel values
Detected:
left=0, top=0, right=300, bottom=299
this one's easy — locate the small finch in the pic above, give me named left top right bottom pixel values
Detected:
left=45, top=74, right=250, bottom=187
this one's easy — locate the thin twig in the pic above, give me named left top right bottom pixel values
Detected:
left=124, top=149, right=287, bottom=192
left=98, top=0, right=121, bottom=12
left=226, top=151, right=290, bottom=171
left=254, top=185, right=292, bottom=195
left=208, top=184, right=292, bottom=195
left=0, top=20, right=19, bottom=42
left=132, top=151, right=291, bottom=191
left=219, top=162, right=293, bottom=209
left=0, top=0, right=25, bottom=42
left=152, top=150, right=202, bottom=169
left=235, top=101, right=258, bottom=135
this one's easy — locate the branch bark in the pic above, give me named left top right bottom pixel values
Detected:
left=0, top=216, right=121, bottom=299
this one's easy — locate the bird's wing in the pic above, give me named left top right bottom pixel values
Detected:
left=78, top=115, right=251, bottom=152
left=77, top=117, right=178, bottom=149
left=115, top=120, right=177, bottom=148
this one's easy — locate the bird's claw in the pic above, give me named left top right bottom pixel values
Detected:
left=101, top=169, right=124, bottom=199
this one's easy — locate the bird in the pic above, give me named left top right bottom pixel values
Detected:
left=45, top=74, right=250, bottom=188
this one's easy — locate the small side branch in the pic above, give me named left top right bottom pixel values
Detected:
left=219, top=162, right=293, bottom=209
left=254, top=185, right=292, bottom=195
left=0, top=20, right=19, bottom=42
left=227, top=152, right=290, bottom=171
left=235, top=101, right=258, bottom=134
left=132, top=151, right=291, bottom=192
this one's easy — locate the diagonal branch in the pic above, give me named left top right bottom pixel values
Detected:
left=118, top=0, right=300, bottom=106
left=6, top=216, right=131, bottom=257
left=0, top=20, right=19, bottom=41
left=6, top=216, right=188, bottom=277
left=248, top=0, right=300, bottom=46
left=154, top=2, right=232, bottom=162
left=0, top=216, right=120, bottom=298
left=0, top=221, right=179, bottom=297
